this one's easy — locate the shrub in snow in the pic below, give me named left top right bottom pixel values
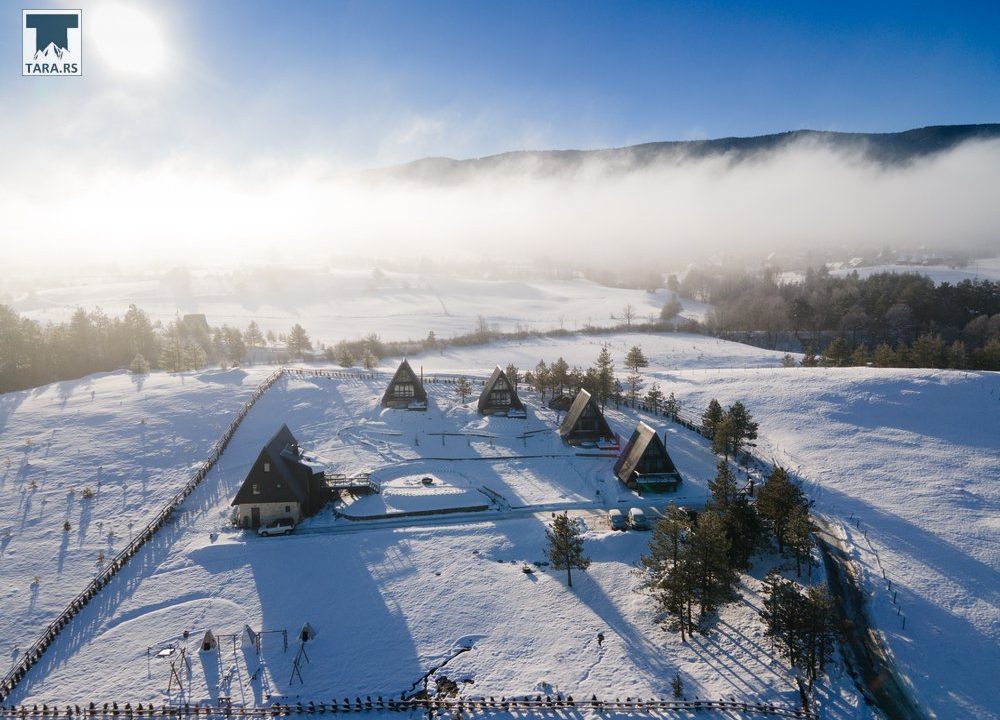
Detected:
left=81, top=487, right=94, bottom=500
left=63, top=520, right=71, bottom=532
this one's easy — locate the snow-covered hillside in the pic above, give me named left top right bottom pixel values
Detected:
left=2, top=364, right=866, bottom=717
left=2, top=331, right=997, bottom=719
left=6, top=269, right=709, bottom=344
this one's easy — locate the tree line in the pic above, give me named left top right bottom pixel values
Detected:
left=639, top=400, right=836, bottom=688
left=679, top=266, right=1000, bottom=369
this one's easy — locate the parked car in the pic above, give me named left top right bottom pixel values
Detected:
left=258, top=518, right=295, bottom=536
left=607, top=508, right=628, bottom=531
left=627, top=507, right=649, bottom=530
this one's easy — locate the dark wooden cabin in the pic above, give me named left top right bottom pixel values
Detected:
left=231, top=425, right=327, bottom=528
left=557, top=389, right=615, bottom=445
left=477, top=366, right=525, bottom=416
left=613, top=421, right=682, bottom=493
left=381, top=359, right=428, bottom=409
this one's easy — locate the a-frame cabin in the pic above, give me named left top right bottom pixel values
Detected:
left=613, top=421, right=682, bottom=493
left=557, top=389, right=615, bottom=445
left=231, top=425, right=327, bottom=528
left=381, top=359, right=428, bottom=409
left=477, top=366, right=525, bottom=416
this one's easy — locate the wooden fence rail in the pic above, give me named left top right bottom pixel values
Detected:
left=0, top=695, right=814, bottom=718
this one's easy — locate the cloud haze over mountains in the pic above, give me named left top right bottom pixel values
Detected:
left=3, top=126, right=999, bottom=271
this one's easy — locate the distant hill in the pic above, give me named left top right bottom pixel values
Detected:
left=377, top=124, right=1000, bottom=183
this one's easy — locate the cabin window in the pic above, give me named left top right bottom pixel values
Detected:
left=285, top=505, right=291, bottom=512
left=394, top=382, right=415, bottom=398
left=264, top=462, right=270, bottom=472
left=252, top=484, right=261, bottom=495
left=490, top=390, right=511, bottom=405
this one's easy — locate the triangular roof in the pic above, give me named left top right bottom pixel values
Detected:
left=613, top=421, right=679, bottom=483
left=557, top=389, right=614, bottom=441
left=231, top=425, right=310, bottom=506
left=380, top=358, right=427, bottom=406
left=477, top=366, right=524, bottom=412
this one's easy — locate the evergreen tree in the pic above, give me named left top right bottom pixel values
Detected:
left=336, top=343, right=354, bottom=367
left=781, top=354, right=797, bottom=368
left=800, top=349, right=818, bottom=367
left=689, top=510, right=737, bottom=620
left=244, top=321, right=265, bottom=350
left=701, top=399, right=723, bottom=438
left=455, top=376, right=473, bottom=403
left=505, top=363, right=521, bottom=390
left=711, top=413, right=735, bottom=458
left=532, top=360, right=551, bottom=400
left=644, top=383, right=664, bottom=413
left=593, top=345, right=615, bottom=410
left=663, top=392, right=679, bottom=419
left=671, top=673, right=684, bottom=698
left=129, top=353, right=150, bottom=375
left=872, top=343, right=896, bottom=367
left=625, top=372, right=643, bottom=406
left=850, top=343, right=870, bottom=366
left=550, top=357, right=570, bottom=396
left=362, top=351, right=378, bottom=370
left=756, top=466, right=805, bottom=553
left=286, top=324, right=312, bottom=359
left=725, top=401, right=758, bottom=457
left=785, top=504, right=815, bottom=578
left=624, top=345, right=649, bottom=373
left=821, top=337, right=852, bottom=367
left=221, top=326, right=246, bottom=365
left=946, top=340, right=968, bottom=369
left=641, top=504, right=693, bottom=640
left=707, top=460, right=739, bottom=511
left=545, top=512, right=591, bottom=588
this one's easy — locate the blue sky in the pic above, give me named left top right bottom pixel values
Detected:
left=3, top=0, right=999, bottom=168
left=2, top=1, right=999, bottom=266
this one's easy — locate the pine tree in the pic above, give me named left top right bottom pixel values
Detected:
left=850, top=343, right=870, bottom=366
left=671, top=673, right=684, bottom=698
left=707, top=460, right=739, bottom=511
left=532, top=360, right=551, bottom=400
left=624, top=345, right=649, bottom=373
left=644, top=383, right=664, bottom=413
left=756, top=466, right=805, bottom=553
left=626, top=372, right=643, bottom=406
left=821, top=337, right=851, bottom=367
left=505, top=363, right=520, bottom=390
left=455, top=376, right=472, bottom=403
left=244, top=321, right=265, bottom=351
left=550, top=357, right=570, bottom=396
left=593, top=345, right=615, bottom=410
left=129, top=353, right=149, bottom=375
left=781, top=354, right=797, bottom=368
left=689, top=510, right=737, bottom=620
left=800, top=349, right=818, bottom=367
left=947, top=340, right=968, bottom=369
left=336, top=344, right=354, bottom=367
left=663, top=392, right=679, bottom=419
left=641, top=504, right=692, bottom=639
left=702, top=399, right=723, bottom=438
left=711, top=413, right=735, bottom=458
left=222, top=326, right=246, bottom=365
left=362, top=351, right=378, bottom=370
left=286, top=324, right=312, bottom=359
left=545, top=512, right=591, bottom=588
left=725, top=401, right=758, bottom=457
left=785, top=504, right=815, bottom=578
left=873, top=343, right=896, bottom=367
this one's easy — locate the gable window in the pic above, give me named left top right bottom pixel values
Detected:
left=490, top=390, right=511, bottom=405
left=252, top=483, right=261, bottom=495
left=264, top=462, right=271, bottom=472
left=394, top=382, right=415, bottom=398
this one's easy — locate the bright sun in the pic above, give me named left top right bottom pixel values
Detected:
left=91, top=3, right=167, bottom=77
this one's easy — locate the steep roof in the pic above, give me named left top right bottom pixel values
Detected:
left=613, top=421, right=679, bottom=483
left=231, top=425, right=311, bottom=506
left=557, top=389, right=614, bottom=441
left=477, top=366, right=524, bottom=412
left=381, top=358, right=427, bottom=406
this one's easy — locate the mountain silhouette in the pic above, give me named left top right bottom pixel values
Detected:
left=377, top=124, right=1000, bottom=184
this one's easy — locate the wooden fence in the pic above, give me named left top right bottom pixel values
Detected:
left=0, top=695, right=814, bottom=718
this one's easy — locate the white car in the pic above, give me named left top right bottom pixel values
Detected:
left=258, top=518, right=295, bottom=536
left=608, top=508, right=628, bottom=531
left=627, top=508, right=649, bottom=530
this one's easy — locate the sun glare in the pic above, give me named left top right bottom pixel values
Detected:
left=91, top=4, right=167, bottom=77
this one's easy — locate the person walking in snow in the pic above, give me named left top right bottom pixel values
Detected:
left=597, top=632, right=604, bottom=648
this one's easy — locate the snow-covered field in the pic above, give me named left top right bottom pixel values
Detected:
left=777, top=256, right=1000, bottom=285
left=2, top=329, right=997, bottom=719
left=5, top=268, right=709, bottom=344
